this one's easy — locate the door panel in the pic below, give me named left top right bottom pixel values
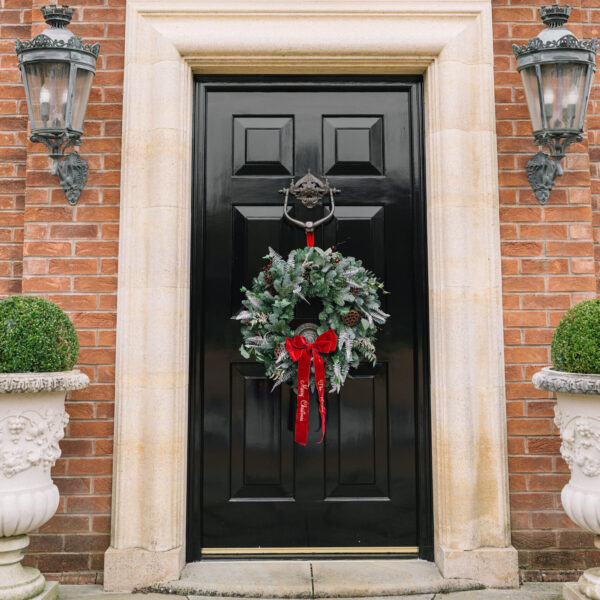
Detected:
left=233, top=116, right=294, bottom=176
left=230, top=364, right=294, bottom=500
left=328, top=206, right=386, bottom=280
left=325, top=363, right=389, bottom=499
left=323, top=116, right=384, bottom=175
left=189, top=79, right=431, bottom=558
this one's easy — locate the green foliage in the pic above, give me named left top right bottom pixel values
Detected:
left=236, top=246, right=389, bottom=393
left=0, top=296, right=79, bottom=373
left=551, top=299, right=600, bottom=374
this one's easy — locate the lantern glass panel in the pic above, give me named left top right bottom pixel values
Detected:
left=540, top=62, right=588, bottom=131
left=71, top=68, right=94, bottom=132
left=23, top=61, right=70, bottom=131
left=521, top=66, right=543, bottom=132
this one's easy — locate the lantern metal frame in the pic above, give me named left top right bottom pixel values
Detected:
left=513, top=4, right=597, bottom=204
left=15, top=5, right=99, bottom=205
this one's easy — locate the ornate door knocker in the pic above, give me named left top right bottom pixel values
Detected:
left=279, top=169, right=340, bottom=233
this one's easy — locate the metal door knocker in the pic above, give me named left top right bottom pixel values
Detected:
left=279, top=169, right=340, bottom=233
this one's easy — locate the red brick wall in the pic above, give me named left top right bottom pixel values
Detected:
left=0, top=0, right=124, bottom=584
left=0, top=0, right=599, bottom=584
left=493, top=0, right=600, bottom=582
left=0, top=0, right=29, bottom=296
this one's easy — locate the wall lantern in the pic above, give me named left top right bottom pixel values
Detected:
left=15, top=4, right=99, bottom=205
left=513, top=4, right=597, bottom=204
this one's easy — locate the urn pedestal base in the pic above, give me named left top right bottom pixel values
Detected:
left=564, top=569, right=600, bottom=600
left=31, top=582, right=58, bottom=600
left=565, top=582, right=588, bottom=599
left=565, top=582, right=587, bottom=599
left=0, top=535, right=45, bottom=600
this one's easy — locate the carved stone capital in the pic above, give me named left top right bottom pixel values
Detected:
left=0, top=370, right=89, bottom=394
left=532, top=367, right=600, bottom=396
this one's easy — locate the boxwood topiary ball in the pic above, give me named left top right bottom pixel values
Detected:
left=0, top=296, right=79, bottom=373
left=551, top=299, right=600, bottom=375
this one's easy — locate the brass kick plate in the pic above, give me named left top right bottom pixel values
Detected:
left=201, top=547, right=418, bottom=555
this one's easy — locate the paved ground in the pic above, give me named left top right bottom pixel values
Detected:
left=58, top=582, right=565, bottom=599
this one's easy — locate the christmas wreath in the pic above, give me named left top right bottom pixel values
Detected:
left=235, top=245, right=389, bottom=445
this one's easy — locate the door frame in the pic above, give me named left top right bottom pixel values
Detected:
left=107, top=1, right=517, bottom=591
left=187, top=76, right=433, bottom=562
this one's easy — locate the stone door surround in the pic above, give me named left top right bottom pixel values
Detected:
left=106, top=0, right=518, bottom=592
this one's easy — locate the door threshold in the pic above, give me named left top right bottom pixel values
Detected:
left=201, top=546, right=418, bottom=557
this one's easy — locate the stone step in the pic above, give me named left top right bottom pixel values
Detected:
left=142, top=560, right=483, bottom=598
left=57, top=582, right=566, bottom=600
left=185, top=597, right=436, bottom=600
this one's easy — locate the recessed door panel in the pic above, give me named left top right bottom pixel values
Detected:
left=323, top=116, right=384, bottom=175
left=325, top=363, right=389, bottom=499
left=233, top=116, right=294, bottom=175
left=231, top=206, right=296, bottom=312
left=325, top=206, right=385, bottom=280
left=231, top=364, right=294, bottom=499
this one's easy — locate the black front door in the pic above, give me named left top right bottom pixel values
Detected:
left=188, top=78, right=431, bottom=559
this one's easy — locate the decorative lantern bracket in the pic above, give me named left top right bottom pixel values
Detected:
left=29, top=133, right=88, bottom=206
left=54, top=152, right=89, bottom=206
left=279, top=170, right=340, bottom=233
left=526, top=131, right=582, bottom=205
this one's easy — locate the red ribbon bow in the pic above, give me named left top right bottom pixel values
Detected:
left=286, top=329, right=337, bottom=446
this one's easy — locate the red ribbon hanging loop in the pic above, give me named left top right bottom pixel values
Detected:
left=306, top=231, right=315, bottom=247
left=286, top=329, right=337, bottom=446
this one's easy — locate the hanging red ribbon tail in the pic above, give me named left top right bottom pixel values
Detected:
left=286, top=329, right=337, bottom=445
left=313, top=348, right=327, bottom=443
left=306, top=231, right=314, bottom=247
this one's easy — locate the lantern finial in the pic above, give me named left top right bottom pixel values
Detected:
left=41, top=4, right=75, bottom=29
left=539, top=4, right=572, bottom=28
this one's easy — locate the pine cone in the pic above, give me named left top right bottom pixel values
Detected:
left=302, top=270, right=310, bottom=281
left=274, top=342, right=286, bottom=359
left=342, top=309, right=360, bottom=327
left=349, top=287, right=360, bottom=297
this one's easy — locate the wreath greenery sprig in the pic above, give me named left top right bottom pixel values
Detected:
left=235, top=246, right=389, bottom=393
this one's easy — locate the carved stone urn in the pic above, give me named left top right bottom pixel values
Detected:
left=533, top=367, right=600, bottom=600
left=0, top=371, right=89, bottom=600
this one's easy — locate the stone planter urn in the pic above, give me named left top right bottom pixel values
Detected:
left=533, top=368, right=600, bottom=599
left=532, top=299, right=600, bottom=599
left=0, top=296, right=87, bottom=599
left=0, top=371, right=89, bottom=600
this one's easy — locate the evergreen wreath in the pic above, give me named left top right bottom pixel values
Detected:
left=235, top=245, right=389, bottom=393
